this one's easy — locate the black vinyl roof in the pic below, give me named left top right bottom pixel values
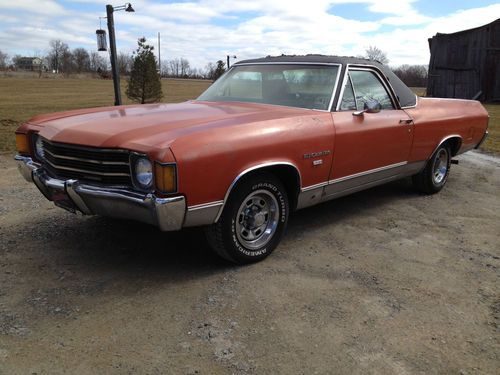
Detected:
left=234, top=55, right=417, bottom=108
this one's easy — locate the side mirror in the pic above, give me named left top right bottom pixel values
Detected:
left=353, top=100, right=382, bottom=116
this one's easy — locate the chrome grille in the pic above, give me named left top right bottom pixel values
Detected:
left=41, top=139, right=132, bottom=186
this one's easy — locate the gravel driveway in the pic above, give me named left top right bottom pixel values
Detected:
left=0, top=151, right=499, bottom=374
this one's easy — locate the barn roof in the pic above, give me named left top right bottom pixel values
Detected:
left=235, top=54, right=417, bottom=108
left=431, top=17, right=500, bottom=38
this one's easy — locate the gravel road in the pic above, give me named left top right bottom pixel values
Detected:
left=0, top=151, right=499, bottom=374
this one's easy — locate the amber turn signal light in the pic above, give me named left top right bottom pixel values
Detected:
left=15, top=133, right=30, bottom=154
left=155, top=163, right=177, bottom=193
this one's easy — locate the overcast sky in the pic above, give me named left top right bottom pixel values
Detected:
left=0, top=0, right=499, bottom=68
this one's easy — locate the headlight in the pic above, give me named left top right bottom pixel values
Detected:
left=34, top=135, right=44, bottom=160
left=134, top=157, right=153, bottom=188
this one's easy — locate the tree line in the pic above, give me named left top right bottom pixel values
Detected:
left=0, top=40, right=226, bottom=80
left=0, top=42, right=428, bottom=87
left=364, top=45, right=428, bottom=88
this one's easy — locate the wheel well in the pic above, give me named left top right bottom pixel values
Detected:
left=235, top=165, right=301, bottom=211
left=443, top=137, right=462, bottom=156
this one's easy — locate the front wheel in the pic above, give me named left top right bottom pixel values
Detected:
left=205, top=172, right=289, bottom=264
left=412, top=144, right=451, bottom=194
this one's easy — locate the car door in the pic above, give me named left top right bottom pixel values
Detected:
left=325, top=67, right=414, bottom=199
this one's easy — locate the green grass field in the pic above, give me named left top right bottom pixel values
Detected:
left=0, top=79, right=498, bottom=154
left=0, top=77, right=211, bottom=153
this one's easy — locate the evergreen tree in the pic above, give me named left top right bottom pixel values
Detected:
left=126, top=37, right=163, bottom=104
left=213, top=60, right=226, bottom=80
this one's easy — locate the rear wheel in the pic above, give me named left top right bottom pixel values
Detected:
left=205, top=172, right=289, bottom=264
left=412, top=144, right=451, bottom=194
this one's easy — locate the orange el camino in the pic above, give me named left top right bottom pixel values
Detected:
left=14, top=55, right=489, bottom=264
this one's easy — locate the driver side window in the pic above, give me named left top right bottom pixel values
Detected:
left=340, top=69, right=395, bottom=111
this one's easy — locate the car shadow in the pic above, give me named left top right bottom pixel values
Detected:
left=10, top=178, right=420, bottom=283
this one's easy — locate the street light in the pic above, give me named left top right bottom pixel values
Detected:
left=227, top=55, right=237, bottom=69
left=106, top=3, right=134, bottom=106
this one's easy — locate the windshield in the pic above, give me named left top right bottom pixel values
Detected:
left=197, top=64, right=340, bottom=110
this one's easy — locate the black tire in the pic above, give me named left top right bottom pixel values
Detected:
left=412, top=143, right=451, bottom=194
left=205, top=172, right=289, bottom=264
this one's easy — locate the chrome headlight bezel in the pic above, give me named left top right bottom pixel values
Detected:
left=131, top=154, right=153, bottom=190
left=33, top=134, right=44, bottom=161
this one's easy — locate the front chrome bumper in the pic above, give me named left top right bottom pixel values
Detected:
left=15, top=155, right=186, bottom=231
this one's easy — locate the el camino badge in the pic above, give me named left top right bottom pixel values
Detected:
left=303, top=150, right=331, bottom=159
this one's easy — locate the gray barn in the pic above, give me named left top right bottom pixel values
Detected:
left=426, top=18, right=500, bottom=102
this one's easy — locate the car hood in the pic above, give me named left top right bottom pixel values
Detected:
left=35, top=101, right=307, bottom=153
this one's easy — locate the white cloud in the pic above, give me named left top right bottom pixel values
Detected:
left=0, top=0, right=499, bottom=69
left=0, top=0, right=67, bottom=16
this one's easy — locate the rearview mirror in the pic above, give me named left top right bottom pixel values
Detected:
left=353, top=100, right=382, bottom=116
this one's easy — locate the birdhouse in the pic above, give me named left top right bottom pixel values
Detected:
left=96, top=29, right=107, bottom=51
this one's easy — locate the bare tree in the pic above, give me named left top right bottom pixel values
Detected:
left=180, top=58, right=190, bottom=77
left=169, top=58, right=180, bottom=77
left=160, top=59, right=170, bottom=77
left=0, top=50, right=9, bottom=69
left=190, top=67, right=201, bottom=79
left=392, top=64, right=428, bottom=87
left=365, top=46, right=389, bottom=65
left=73, top=48, right=90, bottom=73
left=89, top=51, right=108, bottom=73
left=60, top=49, right=75, bottom=75
left=48, top=40, right=70, bottom=73
left=12, top=55, right=23, bottom=69
left=117, top=52, right=132, bottom=75
left=203, top=62, right=215, bottom=79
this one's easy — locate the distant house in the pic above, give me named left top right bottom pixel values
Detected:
left=16, top=57, right=44, bottom=71
left=427, top=18, right=500, bottom=102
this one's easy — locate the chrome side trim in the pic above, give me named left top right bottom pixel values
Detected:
left=295, top=160, right=426, bottom=210
left=297, top=181, right=329, bottom=209
left=297, top=185, right=325, bottom=209
left=328, top=161, right=407, bottom=185
left=301, top=181, right=328, bottom=192
left=214, top=161, right=302, bottom=223
left=428, top=134, right=463, bottom=159
left=184, top=200, right=224, bottom=227
left=324, top=161, right=423, bottom=200
left=188, top=201, right=224, bottom=210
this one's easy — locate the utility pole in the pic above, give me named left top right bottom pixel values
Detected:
left=105, top=3, right=134, bottom=106
left=158, top=32, right=161, bottom=76
left=106, top=4, right=121, bottom=106
left=227, top=55, right=237, bottom=69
